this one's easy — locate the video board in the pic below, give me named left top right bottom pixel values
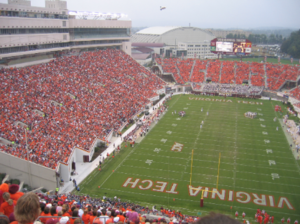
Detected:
left=210, top=38, right=252, bottom=55
left=216, top=42, right=233, bottom=52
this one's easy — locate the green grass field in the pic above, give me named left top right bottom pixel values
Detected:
left=76, top=95, right=300, bottom=221
left=220, top=57, right=299, bottom=65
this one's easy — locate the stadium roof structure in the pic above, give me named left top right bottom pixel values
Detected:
left=132, top=26, right=215, bottom=45
left=136, top=26, right=179, bottom=35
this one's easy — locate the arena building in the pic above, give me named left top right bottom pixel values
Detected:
left=0, top=0, right=131, bottom=66
left=131, top=26, right=217, bottom=60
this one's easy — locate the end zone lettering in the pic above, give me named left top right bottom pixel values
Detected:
left=122, top=177, right=178, bottom=194
left=189, top=97, right=232, bottom=103
left=120, top=178, right=295, bottom=210
left=188, top=97, right=263, bottom=105
left=187, top=185, right=294, bottom=210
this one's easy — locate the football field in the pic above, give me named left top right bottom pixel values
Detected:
left=77, top=95, right=300, bottom=221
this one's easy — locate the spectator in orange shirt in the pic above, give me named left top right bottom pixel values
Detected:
left=92, top=218, right=103, bottom=224
left=70, top=209, right=80, bottom=224
left=89, top=209, right=97, bottom=224
left=0, top=192, right=16, bottom=217
left=81, top=209, right=90, bottom=224
left=116, top=210, right=125, bottom=222
left=61, top=204, right=71, bottom=217
left=0, top=182, right=10, bottom=207
left=9, top=185, right=24, bottom=202
left=50, top=206, right=58, bottom=217
left=40, top=206, right=51, bottom=224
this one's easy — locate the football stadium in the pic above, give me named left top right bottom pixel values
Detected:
left=0, top=0, right=300, bottom=224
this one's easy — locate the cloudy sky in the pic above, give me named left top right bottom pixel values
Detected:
left=1, top=0, right=300, bottom=29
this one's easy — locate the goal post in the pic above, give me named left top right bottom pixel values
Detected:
left=189, top=150, right=221, bottom=207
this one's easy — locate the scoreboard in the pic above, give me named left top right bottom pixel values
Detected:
left=210, top=38, right=252, bottom=55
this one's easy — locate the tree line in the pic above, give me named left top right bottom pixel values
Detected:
left=226, top=33, right=285, bottom=44
left=226, top=30, right=300, bottom=58
left=280, top=30, right=300, bottom=58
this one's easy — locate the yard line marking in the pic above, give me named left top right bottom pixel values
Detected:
left=121, top=158, right=299, bottom=177
left=180, top=155, right=191, bottom=181
left=139, top=145, right=293, bottom=158
left=147, top=131, right=287, bottom=142
left=132, top=152, right=297, bottom=168
left=125, top=156, right=300, bottom=173
left=232, top=104, right=238, bottom=193
left=182, top=103, right=212, bottom=180
left=120, top=165, right=300, bottom=188
left=99, top=142, right=137, bottom=187
left=145, top=135, right=288, bottom=146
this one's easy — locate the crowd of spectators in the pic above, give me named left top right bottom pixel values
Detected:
left=266, top=64, right=299, bottom=91
left=0, top=182, right=197, bottom=224
left=220, top=61, right=235, bottom=84
left=0, top=49, right=165, bottom=169
left=156, top=58, right=300, bottom=92
left=190, top=61, right=206, bottom=83
left=197, top=83, right=263, bottom=95
left=290, top=87, right=300, bottom=101
left=123, top=104, right=168, bottom=144
left=2, top=182, right=292, bottom=224
left=157, top=59, right=184, bottom=84
left=235, top=62, right=250, bottom=85
left=206, top=61, right=221, bottom=83
left=249, top=62, right=265, bottom=86
left=176, top=59, right=193, bottom=83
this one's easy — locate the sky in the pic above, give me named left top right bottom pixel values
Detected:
left=1, top=0, right=300, bottom=29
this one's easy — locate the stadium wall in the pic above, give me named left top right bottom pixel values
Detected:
left=262, top=91, right=288, bottom=102
left=121, top=41, right=131, bottom=56
left=0, top=151, right=57, bottom=189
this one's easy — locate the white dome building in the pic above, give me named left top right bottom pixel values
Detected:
left=131, top=26, right=216, bottom=59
